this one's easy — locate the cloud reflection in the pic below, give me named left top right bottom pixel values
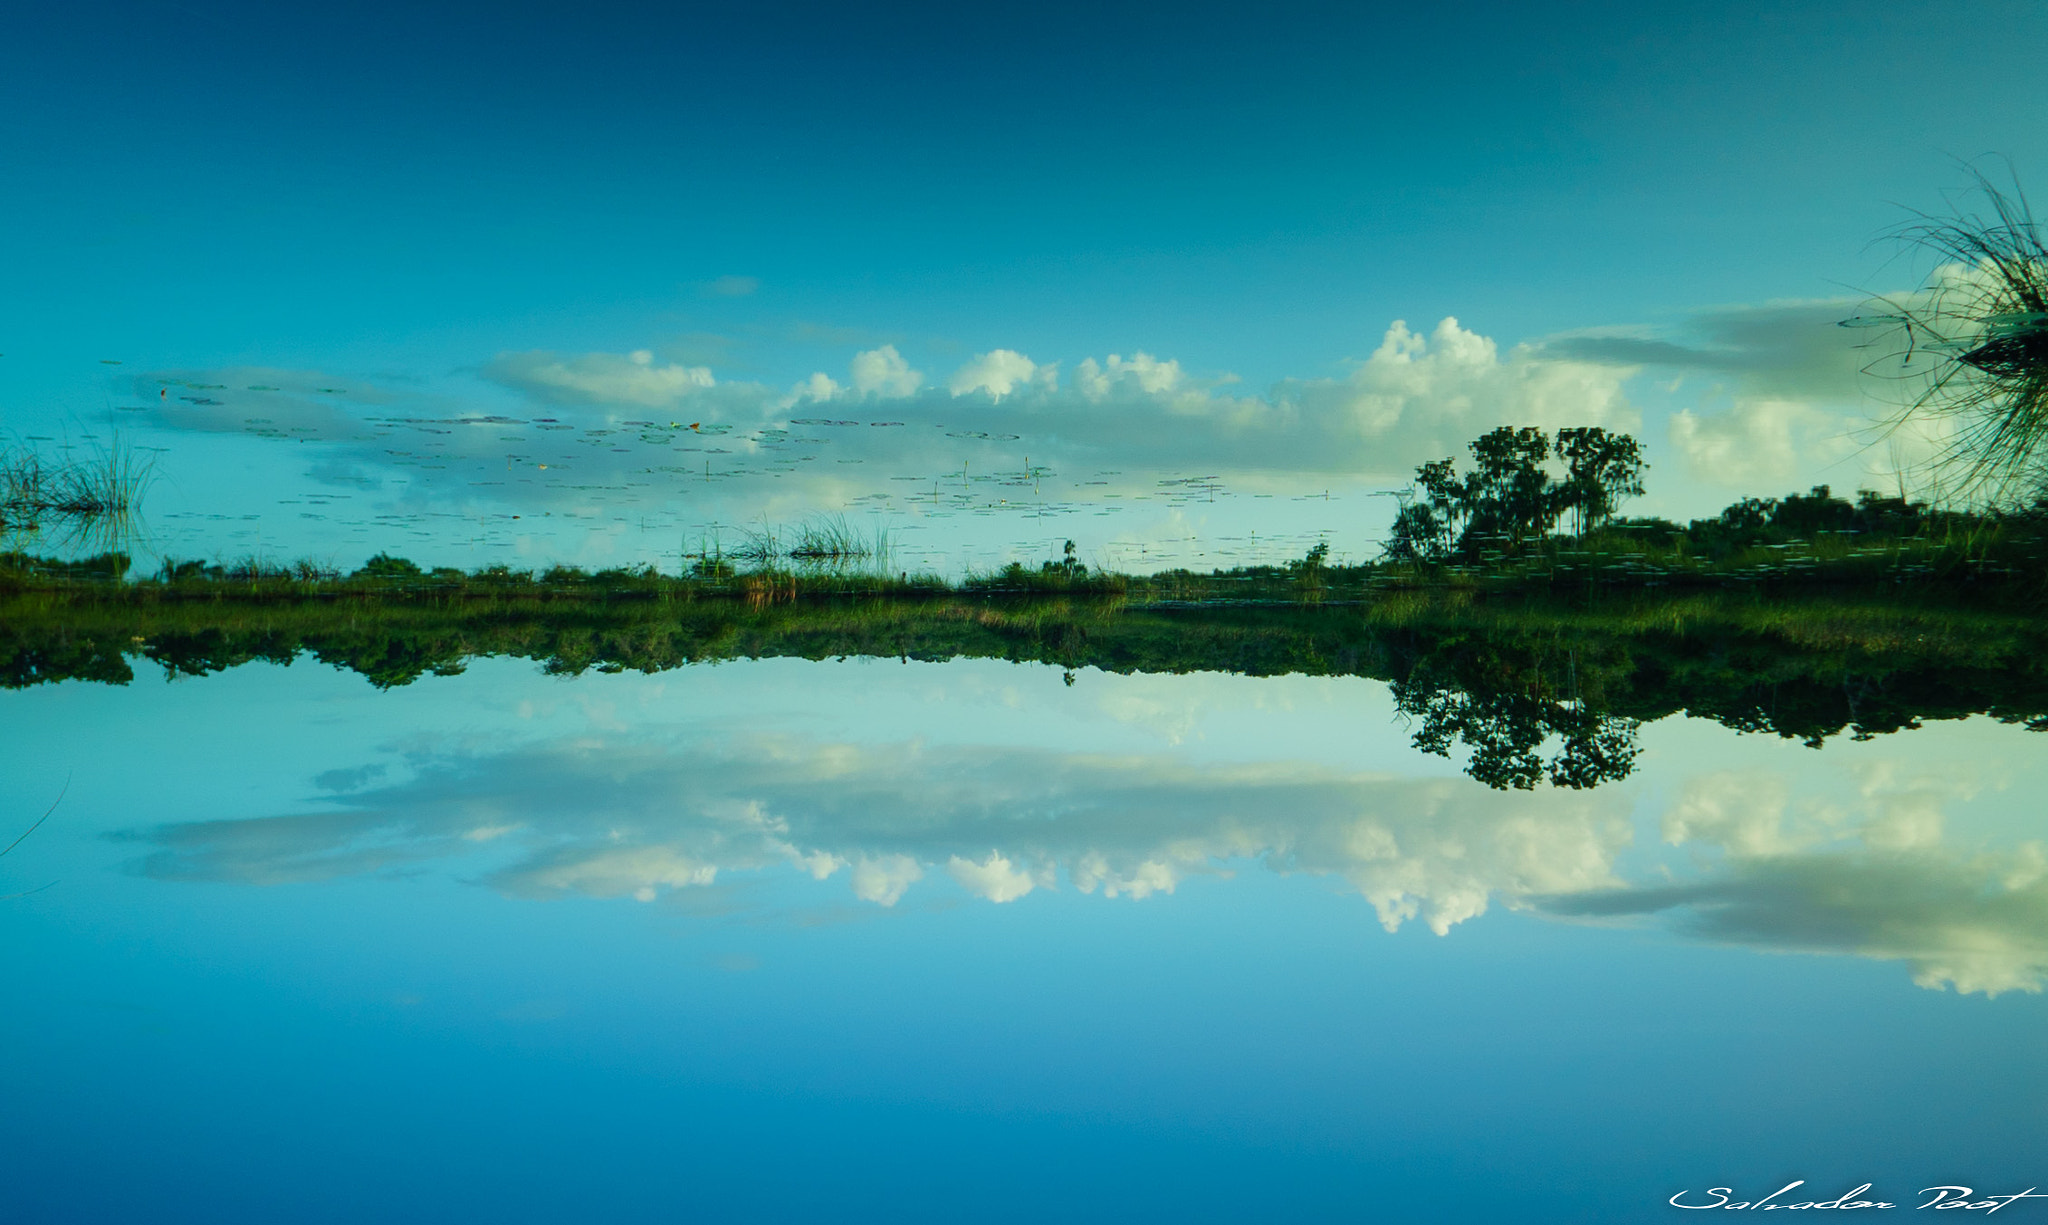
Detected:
left=122, top=733, right=1630, bottom=937
left=1541, top=767, right=2048, bottom=996
left=1544, top=849, right=2048, bottom=997
left=119, top=736, right=2048, bottom=994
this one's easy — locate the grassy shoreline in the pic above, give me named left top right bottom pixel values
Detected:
left=7, top=505, right=2046, bottom=607
left=6, top=547, right=2045, bottom=785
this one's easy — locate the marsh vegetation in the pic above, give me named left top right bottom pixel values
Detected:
left=0, top=437, right=148, bottom=535
left=7, top=543, right=2046, bottom=792
left=0, top=434, right=151, bottom=592
left=1848, top=165, right=2048, bottom=501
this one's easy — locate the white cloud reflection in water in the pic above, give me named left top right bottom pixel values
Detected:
left=108, top=660, right=2048, bottom=996
left=126, top=733, right=1633, bottom=937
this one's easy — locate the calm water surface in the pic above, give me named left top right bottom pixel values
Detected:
left=4, top=651, right=2046, bottom=1222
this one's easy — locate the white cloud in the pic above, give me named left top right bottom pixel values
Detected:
left=791, top=849, right=845, bottom=879
left=1541, top=297, right=1957, bottom=501
left=1285, top=317, right=1637, bottom=466
left=484, top=348, right=716, bottom=408
left=1669, top=398, right=1818, bottom=488
left=791, top=371, right=840, bottom=402
left=947, top=851, right=1046, bottom=902
left=1660, top=772, right=1814, bottom=858
left=850, top=853, right=923, bottom=906
left=1857, top=760, right=1971, bottom=852
left=1554, top=843, right=2048, bottom=997
left=1548, top=763, right=2041, bottom=996
left=139, top=300, right=1930, bottom=557
left=1071, top=852, right=1178, bottom=899
left=511, top=846, right=719, bottom=900
left=1074, top=352, right=1184, bottom=400
left=849, top=345, right=923, bottom=398
left=947, top=349, right=1055, bottom=401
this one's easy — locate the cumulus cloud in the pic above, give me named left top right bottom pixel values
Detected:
left=851, top=854, right=923, bottom=906
left=1073, top=352, right=1184, bottom=400
left=947, top=851, right=1047, bottom=902
left=1659, top=772, right=1820, bottom=858
left=947, top=349, right=1055, bottom=400
left=783, top=318, right=1639, bottom=482
left=848, top=345, right=923, bottom=398
left=127, top=300, right=1908, bottom=569
left=1279, top=317, right=1638, bottom=473
left=791, top=371, right=841, bottom=402
left=1071, top=851, right=1180, bottom=899
left=484, top=348, right=716, bottom=408
left=116, top=723, right=2043, bottom=991
left=1668, top=398, right=1819, bottom=487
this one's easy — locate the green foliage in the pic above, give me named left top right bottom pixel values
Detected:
left=1283, top=540, right=1330, bottom=579
left=1386, top=426, right=1647, bottom=563
left=966, top=541, right=1125, bottom=595
left=355, top=554, right=425, bottom=579
left=1396, top=662, right=1640, bottom=790
left=1461, top=425, right=1556, bottom=555
left=0, top=436, right=150, bottom=530
left=1040, top=539, right=1087, bottom=578
left=1850, top=164, right=2048, bottom=501
left=4, top=571, right=2045, bottom=794
left=1378, top=425, right=2048, bottom=586
left=1556, top=427, right=1646, bottom=535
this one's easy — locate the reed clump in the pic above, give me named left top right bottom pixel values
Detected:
left=0, top=437, right=150, bottom=531
left=722, top=515, right=894, bottom=570
left=1848, top=164, right=2048, bottom=501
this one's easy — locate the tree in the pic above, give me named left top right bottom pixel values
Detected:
left=1383, top=458, right=1467, bottom=563
left=1382, top=426, right=1645, bottom=563
left=1382, top=499, right=1452, bottom=563
left=1555, top=427, right=1646, bottom=535
left=1459, top=426, right=1555, bottom=555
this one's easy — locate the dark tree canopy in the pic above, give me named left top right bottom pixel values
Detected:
left=1384, top=426, right=1647, bottom=562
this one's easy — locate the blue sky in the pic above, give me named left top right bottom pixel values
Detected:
left=5, top=0, right=2048, bottom=568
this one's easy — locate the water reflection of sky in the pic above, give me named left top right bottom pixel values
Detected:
left=6, top=656, right=2048, bottom=1221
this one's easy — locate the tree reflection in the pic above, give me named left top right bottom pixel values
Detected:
left=1391, top=642, right=1640, bottom=790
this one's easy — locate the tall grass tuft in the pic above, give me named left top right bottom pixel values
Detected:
left=722, top=515, right=894, bottom=572
left=1849, top=164, right=2048, bottom=502
left=0, top=434, right=151, bottom=535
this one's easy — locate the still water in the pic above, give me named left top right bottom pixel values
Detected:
left=4, top=646, right=2046, bottom=1222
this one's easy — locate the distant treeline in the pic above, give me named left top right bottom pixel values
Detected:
left=1380, top=425, right=2048, bottom=585
left=6, top=552, right=2045, bottom=790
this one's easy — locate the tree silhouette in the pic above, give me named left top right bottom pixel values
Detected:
left=1383, top=426, right=1646, bottom=562
left=1555, top=427, right=1646, bottom=536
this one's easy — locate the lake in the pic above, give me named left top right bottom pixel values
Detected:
left=5, top=590, right=2046, bottom=1222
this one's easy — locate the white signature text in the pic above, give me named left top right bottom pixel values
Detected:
left=1669, top=1182, right=2048, bottom=1212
